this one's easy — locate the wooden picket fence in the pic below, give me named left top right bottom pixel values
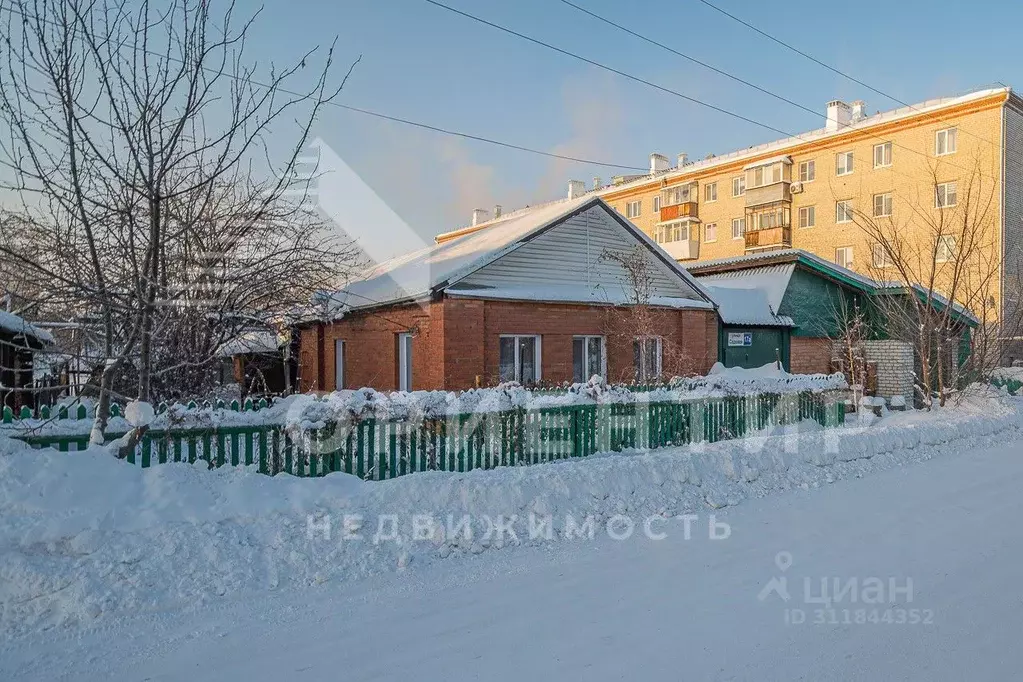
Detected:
left=990, top=375, right=1023, bottom=396
left=1, top=396, right=276, bottom=424
left=10, top=391, right=844, bottom=479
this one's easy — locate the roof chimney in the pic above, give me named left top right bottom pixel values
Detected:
left=471, top=208, right=489, bottom=226
left=649, top=153, right=670, bottom=175
left=567, top=179, right=586, bottom=200
left=593, top=176, right=603, bottom=190
left=493, top=204, right=502, bottom=219
left=677, top=152, right=688, bottom=167
left=850, top=100, right=867, bottom=122
left=826, top=100, right=852, bottom=132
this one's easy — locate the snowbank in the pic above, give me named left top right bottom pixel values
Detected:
left=1, top=391, right=1018, bottom=638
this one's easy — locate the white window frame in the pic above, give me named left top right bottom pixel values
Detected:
left=572, top=335, right=606, bottom=383
left=625, top=200, right=642, bottom=219
left=873, top=192, right=893, bottom=218
left=873, top=142, right=893, bottom=168
left=935, top=127, right=958, bottom=156
left=652, top=196, right=661, bottom=212
left=499, top=334, right=542, bottom=384
left=398, top=333, right=413, bottom=391
left=732, top=176, right=745, bottom=197
left=835, top=246, right=854, bottom=269
left=935, top=181, right=958, bottom=208
left=704, top=182, right=718, bottom=202
left=334, top=339, right=345, bottom=390
left=798, top=159, right=816, bottom=183
left=872, top=243, right=893, bottom=268
left=836, top=200, right=854, bottom=224
left=731, top=217, right=746, bottom=240
left=836, top=151, right=854, bottom=176
left=798, top=205, right=815, bottom=228
left=704, top=222, right=717, bottom=242
left=936, top=235, right=957, bottom=263
left=633, top=336, right=662, bottom=382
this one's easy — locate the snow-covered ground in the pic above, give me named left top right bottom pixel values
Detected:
left=2, top=391, right=1022, bottom=680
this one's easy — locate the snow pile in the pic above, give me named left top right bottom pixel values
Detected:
left=1, top=392, right=1020, bottom=638
left=0, top=310, right=53, bottom=345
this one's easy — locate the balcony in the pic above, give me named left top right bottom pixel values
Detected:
left=659, top=236, right=701, bottom=261
left=744, top=182, right=790, bottom=208
left=659, top=201, right=698, bottom=222
left=744, top=225, right=792, bottom=251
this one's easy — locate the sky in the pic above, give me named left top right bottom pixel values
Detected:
left=229, top=0, right=1019, bottom=245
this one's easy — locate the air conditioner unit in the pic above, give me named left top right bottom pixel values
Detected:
left=790, top=182, right=804, bottom=194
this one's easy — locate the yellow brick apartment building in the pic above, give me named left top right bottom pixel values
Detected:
left=597, top=88, right=1023, bottom=324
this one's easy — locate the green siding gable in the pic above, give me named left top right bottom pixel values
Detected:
left=779, top=268, right=867, bottom=338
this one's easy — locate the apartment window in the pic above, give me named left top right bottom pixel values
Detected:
left=652, top=196, right=661, bottom=212
left=936, top=181, right=958, bottom=208
left=936, top=235, right=957, bottom=263
left=334, top=339, right=345, bottom=390
left=633, top=337, right=662, bottom=381
left=872, top=142, right=893, bottom=168
left=872, top=243, right=893, bottom=268
left=656, top=222, right=689, bottom=244
left=935, top=127, right=958, bottom=156
left=625, top=200, right=642, bottom=218
left=798, top=205, right=816, bottom=228
left=731, top=217, right=746, bottom=240
left=836, top=200, right=854, bottom=223
left=705, top=222, right=717, bottom=242
left=573, top=336, right=605, bottom=383
left=836, top=151, right=854, bottom=176
left=873, top=192, right=893, bottom=217
left=704, top=182, right=718, bottom=202
left=499, top=335, right=541, bottom=384
left=397, top=333, right=413, bottom=391
left=835, top=246, right=854, bottom=269
left=732, top=176, right=746, bottom=197
left=798, top=160, right=816, bottom=182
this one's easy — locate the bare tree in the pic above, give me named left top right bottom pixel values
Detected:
left=0, top=0, right=359, bottom=444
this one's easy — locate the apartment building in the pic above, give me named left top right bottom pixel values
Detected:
left=596, top=88, right=1023, bottom=327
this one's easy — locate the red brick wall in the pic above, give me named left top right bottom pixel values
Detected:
left=298, top=297, right=720, bottom=392
left=790, top=337, right=835, bottom=375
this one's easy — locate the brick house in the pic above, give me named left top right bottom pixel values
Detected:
left=297, top=196, right=720, bottom=392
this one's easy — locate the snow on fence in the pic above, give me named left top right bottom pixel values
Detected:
left=9, top=391, right=844, bottom=479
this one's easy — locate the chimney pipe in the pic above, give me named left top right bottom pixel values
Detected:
left=850, top=100, right=867, bottom=122
left=567, top=179, right=586, bottom=200
left=493, top=205, right=502, bottom=219
left=677, top=153, right=688, bottom=167
left=471, top=208, right=489, bottom=226
left=593, top=176, right=603, bottom=190
left=649, top=153, right=670, bottom=175
left=826, top=100, right=852, bottom=132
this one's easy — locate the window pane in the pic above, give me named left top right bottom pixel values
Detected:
left=518, top=336, right=536, bottom=383
left=402, top=335, right=413, bottom=391
left=587, top=337, right=603, bottom=378
left=499, top=337, right=516, bottom=382
left=573, top=338, right=585, bottom=383
left=633, top=340, right=642, bottom=379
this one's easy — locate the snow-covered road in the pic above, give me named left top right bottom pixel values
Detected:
left=5, top=428, right=1023, bottom=681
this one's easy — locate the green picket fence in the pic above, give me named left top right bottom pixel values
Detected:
left=12, top=391, right=844, bottom=479
left=990, top=376, right=1023, bottom=396
left=1, top=396, right=277, bottom=424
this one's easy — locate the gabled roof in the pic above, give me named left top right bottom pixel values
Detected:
left=0, top=310, right=54, bottom=345
left=702, top=285, right=794, bottom=328
left=325, top=196, right=716, bottom=316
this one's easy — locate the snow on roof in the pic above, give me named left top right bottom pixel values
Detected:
left=216, top=331, right=281, bottom=357
left=743, top=154, right=792, bottom=170
left=445, top=282, right=715, bottom=310
left=702, top=285, right=793, bottom=327
left=686, top=249, right=878, bottom=292
left=597, top=87, right=1010, bottom=197
left=694, top=263, right=795, bottom=312
left=0, top=310, right=54, bottom=345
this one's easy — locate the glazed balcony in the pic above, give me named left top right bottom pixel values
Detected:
left=658, top=201, right=698, bottom=222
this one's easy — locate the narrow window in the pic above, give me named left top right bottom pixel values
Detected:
left=704, top=182, right=718, bottom=202
left=573, top=336, right=606, bottom=383
left=334, top=339, right=345, bottom=390
left=799, top=160, right=816, bottom=182
left=633, top=337, right=662, bottom=381
left=397, top=333, right=413, bottom=391
left=732, top=176, right=746, bottom=197
left=731, top=217, right=746, bottom=240
left=705, top=222, right=717, bottom=242
left=836, top=151, right=854, bottom=176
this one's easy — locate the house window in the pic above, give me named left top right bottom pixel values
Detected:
left=798, top=160, right=816, bottom=182
left=705, top=222, right=717, bottom=242
left=936, top=181, right=957, bottom=208
left=397, top=333, right=413, bottom=391
left=633, top=337, right=662, bottom=381
left=625, top=200, right=642, bottom=219
left=731, top=217, right=746, bottom=240
left=936, top=235, right=957, bottom=263
left=573, top=336, right=605, bottom=383
left=836, top=200, right=854, bottom=223
left=873, top=192, right=893, bottom=217
left=704, top=182, right=718, bottom=202
left=798, top=205, right=816, bottom=228
left=936, top=127, right=958, bottom=156
left=873, top=142, right=892, bottom=168
left=747, top=163, right=783, bottom=189
left=652, top=196, right=661, bottom=212
left=499, top=335, right=541, bottom=384
left=334, top=339, right=345, bottom=390
left=872, top=243, right=893, bottom=268
left=836, top=151, right=854, bottom=176
left=732, top=176, right=745, bottom=197
left=835, top=246, right=854, bottom=269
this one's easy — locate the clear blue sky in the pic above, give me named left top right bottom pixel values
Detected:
left=252, top=0, right=1020, bottom=239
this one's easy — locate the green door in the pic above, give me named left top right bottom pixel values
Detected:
left=721, top=327, right=789, bottom=370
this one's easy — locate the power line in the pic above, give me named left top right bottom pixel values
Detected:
left=0, top=2, right=646, bottom=173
